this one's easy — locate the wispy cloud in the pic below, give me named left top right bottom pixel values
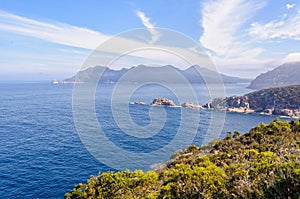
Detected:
left=0, top=11, right=110, bottom=49
left=197, top=0, right=273, bottom=77
left=200, top=0, right=266, bottom=58
left=286, top=3, right=296, bottom=9
left=249, top=10, right=300, bottom=41
left=135, top=10, right=160, bottom=44
left=0, top=10, right=164, bottom=68
left=0, top=10, right=193, bottom=76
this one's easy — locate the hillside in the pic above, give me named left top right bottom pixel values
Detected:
left=248, top=62, right=300, bottom=90
left=65, top=119, right=300, bottom=198
left=62, top=65, right=249, bottom=84
left=209, top=84, right=300, bottom=117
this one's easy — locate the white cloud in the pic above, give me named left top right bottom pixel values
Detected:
left=135, top=10, right=160, bottom=44
left=286, top=3, right=296, bottom=9
left=249, top=10, right=300, bottom=41
left=0, top=11, right=110, bottom=49
left=199, top=0, right=269, bottom=77
left=200, top=0, right=266, bottom=57
left=281, top=52, right=300, bottom=63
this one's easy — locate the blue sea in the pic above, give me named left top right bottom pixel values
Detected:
left=0, top=82, right=291, bottom=198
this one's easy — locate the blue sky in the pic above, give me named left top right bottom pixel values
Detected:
left=0, top=0, right=300, bottom=81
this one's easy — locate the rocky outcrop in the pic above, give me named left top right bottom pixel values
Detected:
left=203, top=103, right=212, bottom=109
left=226, top=107, right=255, bottom=113
left=208, top=96, right=254, bottom=114
left=151, top=98, right=176, bottom=107
left=181, top=102, right=203, bottom=109
left=208, top=84, right=300, bottom=118
left=134, top=101, right=146, bottom=105
left=272, top=108, right=300, bottom=117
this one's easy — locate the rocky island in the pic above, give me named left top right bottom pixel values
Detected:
left=206, top=84, right=300, bottom=118
left=181, top=102, right=203, bottom=109
left=151, top=98, right=176, bottom=107
left=133, top=101, right=146, bottom=105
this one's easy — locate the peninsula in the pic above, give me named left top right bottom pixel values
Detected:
left=206, top=84, right=300, bottom=118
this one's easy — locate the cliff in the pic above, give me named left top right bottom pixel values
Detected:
left=209, top=84, right=300, bottom=117
left=248, top=62, right=300, bottom=90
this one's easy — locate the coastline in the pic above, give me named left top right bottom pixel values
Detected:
left=132, top=101, right=299, bottom=119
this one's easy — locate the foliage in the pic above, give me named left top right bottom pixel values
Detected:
left=65, top=119, right=300, bottom=199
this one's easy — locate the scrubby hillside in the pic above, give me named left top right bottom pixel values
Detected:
left=65, top=119, right=300, bottom=199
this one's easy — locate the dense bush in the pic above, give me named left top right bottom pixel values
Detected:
left=65, top=119, right=300, bottom=199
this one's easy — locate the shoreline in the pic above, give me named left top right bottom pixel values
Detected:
left=132, top=101, right=299, bottom=119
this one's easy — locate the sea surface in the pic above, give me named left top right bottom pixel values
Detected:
left=0, top=82, right=291, bottom=198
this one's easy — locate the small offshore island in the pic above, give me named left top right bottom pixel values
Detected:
left=65, top=119, right=300, bottom=198
left=133, top=98, right=203, bottom=109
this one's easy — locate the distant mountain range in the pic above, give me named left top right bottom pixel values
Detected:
left=248, top=62, right=300, bottom=90
left=62, top=65, right=250, bottom=84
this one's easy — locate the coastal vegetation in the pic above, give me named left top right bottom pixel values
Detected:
left=65, top=119, right=300, bottom=199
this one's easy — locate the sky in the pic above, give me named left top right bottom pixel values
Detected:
left=0, top=0, right=300, bottom=81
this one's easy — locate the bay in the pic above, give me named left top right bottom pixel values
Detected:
left=0, top=83, right=290, bottom=198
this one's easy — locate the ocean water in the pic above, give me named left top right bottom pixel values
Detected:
left=0, top=83, right=291, bottom=198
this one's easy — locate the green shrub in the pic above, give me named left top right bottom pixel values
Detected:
left=65, top=119, right=300, bottom=199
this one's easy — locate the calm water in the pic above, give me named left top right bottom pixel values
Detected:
left=0, top=83, right=290, bottom=198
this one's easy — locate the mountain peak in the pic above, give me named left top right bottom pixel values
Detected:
left=62, top=65, right=249, bottom=84
left=248, top=62, right=300, bottom=90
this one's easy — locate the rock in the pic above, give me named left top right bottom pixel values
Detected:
left=203, top=103, right=212, bottom=109
left=244, top=109, right=255, bottom=113
left=293, top=109, right=300, bottom=118
left=273, top=108, right=300, bottom=118
left=181, top=102, right=203, bottom=109
left=151, top=98, right=176, bottom=107
left=134, top=101, right=146, bottom=105
left=226, top=107, right=254, bottom=113
left=264, top=109, right=274, bottom=115
left=51, top=80, right=59, bottom=84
